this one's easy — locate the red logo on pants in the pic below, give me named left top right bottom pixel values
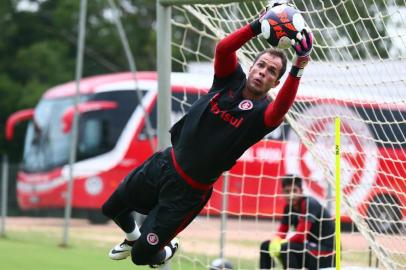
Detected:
left=147, top=233, right=159, bottom=245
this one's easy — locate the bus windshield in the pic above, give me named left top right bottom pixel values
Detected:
left=22, top=90, right=144, bottom=173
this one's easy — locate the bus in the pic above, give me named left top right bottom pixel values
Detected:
left=6, top=68, right=406, bottom=233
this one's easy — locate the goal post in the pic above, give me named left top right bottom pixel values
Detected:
left=157, top=0, right=172, bottom=150
left=156, top=0, right=406, bottom=269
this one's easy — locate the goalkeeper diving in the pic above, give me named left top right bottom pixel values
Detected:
left=102, top=4, right=313, bottom=268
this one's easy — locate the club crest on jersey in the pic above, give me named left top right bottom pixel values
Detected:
left=147, top=233, right=159, bottom=245
left=238, top=100, right=253, bottom=110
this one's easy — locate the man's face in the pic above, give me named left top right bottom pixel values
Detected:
left=282, top=184, right=303, bottom=205
left=246, top=53, right=282, bottom=99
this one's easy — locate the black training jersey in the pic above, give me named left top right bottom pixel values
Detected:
left=281, top=196, right=335, bottom=249
left=170, top=64, right=276, bottom=184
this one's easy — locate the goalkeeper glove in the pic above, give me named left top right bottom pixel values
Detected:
left=290, top=28, right=313, bottom=77
left=249, top=1, right=285, bottom=36
left=268, top=237, right=288, bottom=259
left=250, top=8, right=269, bottom=36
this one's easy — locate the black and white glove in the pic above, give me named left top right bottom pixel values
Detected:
left=249, top=8, right=269, bottom=36
left=290, top=28, right=313, bottom=77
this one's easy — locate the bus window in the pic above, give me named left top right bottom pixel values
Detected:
left=76, top=90, right=143, bottom=161
left=22, top=90, right=143, bottom=173
left=78, top=118, right=105, bottom=157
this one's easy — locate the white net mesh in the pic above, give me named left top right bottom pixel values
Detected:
left=166, top=0, right=406, bottom=269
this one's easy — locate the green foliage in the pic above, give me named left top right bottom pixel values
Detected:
left=14, top=40, right=74, bottom=84
left=0, top=0, right=157, bottom=161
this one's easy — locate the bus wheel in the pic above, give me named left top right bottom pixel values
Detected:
left=88, top=209, right=110, bottom=224
left=366, top=194, right=402, bottom=234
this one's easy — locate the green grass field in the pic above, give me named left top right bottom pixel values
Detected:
left=0, top=233, right=143, bottom=270
left=0, top=231, right=258, bottom=270
left=0, top=233, right=375, bottom=270
left=0, top=217, right=382, bottom=270
left=0, top=232, right=209, bottom=270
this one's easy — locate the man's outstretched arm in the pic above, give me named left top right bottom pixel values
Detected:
left=214, top=20, right=262, bottom=78
left=264, top=29, right=313, bottom=128
left=264, top=74, right=300, bottom=128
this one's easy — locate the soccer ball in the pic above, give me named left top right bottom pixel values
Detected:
left=260, top=4, right=305, bottom=49
left=209, top=258, right=233, bottom=270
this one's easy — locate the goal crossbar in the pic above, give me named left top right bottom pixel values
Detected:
left=159, top=0, right=258, bottom=6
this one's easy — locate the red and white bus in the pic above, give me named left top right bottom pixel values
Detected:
left=6, top=70, right=406, bottom=232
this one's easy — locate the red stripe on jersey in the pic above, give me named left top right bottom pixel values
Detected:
left=170, top=148, right=212, bottom=191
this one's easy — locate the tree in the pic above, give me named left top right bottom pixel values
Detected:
left=0, top=0, right=158, bottom=161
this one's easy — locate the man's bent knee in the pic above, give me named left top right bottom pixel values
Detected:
left=131, top=247, right=153, bottom=265
left=130, top=239, right=160, bottom=265
left=131, top=252, right=150, bottom=265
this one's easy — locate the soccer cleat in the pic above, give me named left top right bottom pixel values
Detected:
left=149, top=238, right=180, bottom=268
left=108, top=239, right=134, bottom=260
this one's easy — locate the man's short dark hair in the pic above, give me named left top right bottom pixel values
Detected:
left=253, top=48, right=287, bottom=80
left=281, top=174, right=302, bottom=189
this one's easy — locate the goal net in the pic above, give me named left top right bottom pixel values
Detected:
left=161, top=0, right=406, bottom=269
